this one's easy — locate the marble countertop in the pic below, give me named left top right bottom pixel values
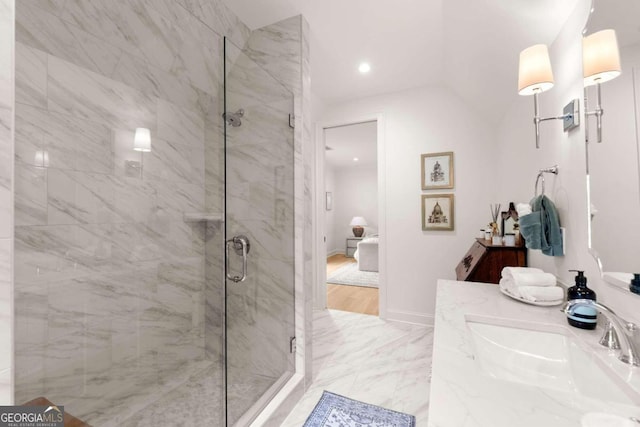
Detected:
left=428, top=280, right=640, bottom=427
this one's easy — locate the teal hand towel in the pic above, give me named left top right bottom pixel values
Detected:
left=529, top=195, right=564, bottom=257
left=519, top=211, right=542, bottom=250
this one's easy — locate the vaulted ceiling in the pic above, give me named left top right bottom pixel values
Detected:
left=222, top=0, right=580, bottom=123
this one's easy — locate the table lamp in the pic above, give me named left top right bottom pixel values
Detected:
left=350, top=217, right=367, bottom=237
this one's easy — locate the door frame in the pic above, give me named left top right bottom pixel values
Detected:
left=313, top=113, right=387, bottom=318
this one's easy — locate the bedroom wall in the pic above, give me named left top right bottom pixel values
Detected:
left=325, top=165, right=336, bottom=255
left=330, top=165, right=378, bottom=252
left=319, top=85, right=496, bottom=325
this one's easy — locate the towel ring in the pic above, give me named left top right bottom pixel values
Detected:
left=535, top=173, right=545, bottom=197
left=534, top=165, right=559, bottom=197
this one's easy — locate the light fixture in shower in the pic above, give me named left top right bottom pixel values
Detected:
left=134, top=127, right=151, bottom=152
left=223, top=109, right=244, bottom=127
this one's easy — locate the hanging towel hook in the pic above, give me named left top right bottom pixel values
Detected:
left=534, top=165, right=559, bottom=197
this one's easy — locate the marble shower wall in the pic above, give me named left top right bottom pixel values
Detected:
left=13, top=0, right=249, bottom=422
left=246, top=14, right=313, bottom=384
left=243, top=15, right=314, bottom=424
left=0, top=0, right=14, bottom=406
left=223, top=39, right=296, bottom=425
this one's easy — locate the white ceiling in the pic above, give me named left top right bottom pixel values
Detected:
left=222, top=0, right=579, bottom=123
left=325, top=121, right=377, bottom=169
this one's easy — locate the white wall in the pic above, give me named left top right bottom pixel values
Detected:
left=325, top=166, right=337, bottom=255
left=495, top=1, right=640, bottom=324
left=330, top=166, right=378, bottom=253
left=319, top=85, right=496, bottom=325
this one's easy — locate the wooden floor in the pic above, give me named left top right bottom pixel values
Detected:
left=326, top=254, right=379, bottom=316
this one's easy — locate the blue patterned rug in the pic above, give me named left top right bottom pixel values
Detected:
left=303, top=391, right=415, bottom=427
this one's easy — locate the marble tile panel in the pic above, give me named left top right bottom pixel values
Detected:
left=15, top=43, right=48, bottom=108
left=110, top=223, right=162, bottom=264
left=244, top=16, right=301, bottom=91
left=14, top=283, right=48, bottom=349
left=60, top=0, right=178, bottom=72
left=0, top=0, right=12, bottom=104
left=16, top=1, right=123, bottom=77
left=111, top=176, right=155, bottom=223
left=157, top=99, right=204, bottom=151
left=47, top=169, right=116, bottom=225
left=0, top=106, right=11, bottom=239
left=48, top=55, right=156, bottom=130
left=15, top=164, right=47, bottom=226
left=14, top=103, right=49, bottom=168
left=156, top=182, right=205, bottom=221
left=47, top=110, right=114, bottom=174
left=176, top=0, right=250, bottom=48
left=145, top=137, right=204, bottom=186
left=225, top=55, right=293, bottom=111
left=14, top=224, right=113, bottom=285
left=110, top=50, right=214, bottom=114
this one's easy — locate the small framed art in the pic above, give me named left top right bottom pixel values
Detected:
left=421, top=151, right=454, bottom=190
left=422, top=194, right=454, bottom=231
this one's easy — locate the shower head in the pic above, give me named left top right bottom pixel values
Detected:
left=223, top=108, right=244, bottom=127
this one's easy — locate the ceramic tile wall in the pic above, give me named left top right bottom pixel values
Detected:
left=0, top=0, right=14, bottom=407
left=13, top=0, right=250, bottom=422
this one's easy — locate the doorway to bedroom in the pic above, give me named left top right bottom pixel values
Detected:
left=323, top=121, right=379, bottom=316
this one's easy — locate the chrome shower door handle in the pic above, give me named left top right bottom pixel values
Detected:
left=226, top=235, right=250, bottom=283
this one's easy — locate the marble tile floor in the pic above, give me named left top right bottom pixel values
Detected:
left=115, top=364, right=278, bottom=427
left=281, top=309, right=433, bottom=426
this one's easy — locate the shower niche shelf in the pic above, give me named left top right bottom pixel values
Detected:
left=183, top=212, right=224, bottom=223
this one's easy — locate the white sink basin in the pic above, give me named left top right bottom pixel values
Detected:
left=466, top=319, right=639, bottom=405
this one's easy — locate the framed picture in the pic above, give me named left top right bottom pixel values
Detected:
left=422, top=194, right=454, bottom=231
left=421, top=151, right=454, bottom=190
left=325, top=192, right=333, bottom=211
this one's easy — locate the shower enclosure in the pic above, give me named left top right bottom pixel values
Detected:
left=12, top=0, right=295, bottom=424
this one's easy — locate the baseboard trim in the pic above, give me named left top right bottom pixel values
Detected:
left=327, top=249, right=343, bottom=257
left=386, top=310, right=434, bottom=326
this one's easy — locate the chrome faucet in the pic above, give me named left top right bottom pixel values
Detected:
left=563, top=299, right=640, bottom=367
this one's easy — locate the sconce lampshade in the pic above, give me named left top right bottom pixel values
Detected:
left=518, top=44, right=555, bottom=96
left=583, top=29, right=621, bottom=87
left=134, top=127, right=151, bottom=152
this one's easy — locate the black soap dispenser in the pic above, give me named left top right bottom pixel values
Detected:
left=630, top=274, right=640, bottom=295
left=566, top=270, right=598, bottom=330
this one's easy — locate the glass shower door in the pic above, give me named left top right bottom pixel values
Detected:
left=223, top=38, right=296, bottom=425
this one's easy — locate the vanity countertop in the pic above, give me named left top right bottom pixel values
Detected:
left=428, top=280, right=640, bottom=427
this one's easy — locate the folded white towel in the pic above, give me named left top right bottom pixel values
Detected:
left=516, top=203, right=532, bottom=217
left=502, top=267, right=544, bottom=279
left=512, top=272, right=556, bottom=287
left=518, top=286, right=564, bottom=303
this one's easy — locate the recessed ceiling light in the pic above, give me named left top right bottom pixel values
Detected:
left=353, top=157, right=359, bottom=162
left=358, top=63, right=371, bottom=74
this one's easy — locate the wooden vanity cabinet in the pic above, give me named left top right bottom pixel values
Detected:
left=455, top=238, right=527, bottom=284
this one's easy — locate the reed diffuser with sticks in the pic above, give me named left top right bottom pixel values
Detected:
left=489, top=204, right=501, bottom=244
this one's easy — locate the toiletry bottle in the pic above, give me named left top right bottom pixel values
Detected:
left=630, top=274, right=640, bottom=295
left=566, top=270, right=597, bottom=330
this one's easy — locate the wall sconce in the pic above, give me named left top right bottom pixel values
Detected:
left=133, top=127, right=152, bottom=152
left=583, top=29, right=621, bottom=143
left=518, top=44, right=580, bottom=149
left=34, top=150, right=49, bottom=167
